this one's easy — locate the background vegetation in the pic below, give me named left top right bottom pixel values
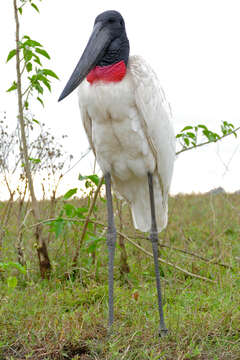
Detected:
left=1, top=193, right=240, bottom=359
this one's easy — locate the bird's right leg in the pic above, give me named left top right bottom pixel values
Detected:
left=105, top=172, right=117, bottom=329
left=148, top=172, right=168, bottom=336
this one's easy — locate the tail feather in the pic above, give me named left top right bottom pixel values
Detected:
left=113, top=174, right=168, bottom=233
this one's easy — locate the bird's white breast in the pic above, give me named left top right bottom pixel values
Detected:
left=78, top=72, right=156, bottom=181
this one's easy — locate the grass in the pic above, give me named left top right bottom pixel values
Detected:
left=0, top=192, right=240, bottom=359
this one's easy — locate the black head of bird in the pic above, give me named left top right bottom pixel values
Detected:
left=58, top=10, right=130, bottom=101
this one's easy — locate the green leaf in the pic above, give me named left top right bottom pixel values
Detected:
left=18, top=7, right=23, bottom=15
left=32, top=80, right=43, bottom=94
left=181, top=125, right=193, bottom=132
left=23, top=48, right=33, bottom=62
left=176, top=134, right=183, bottom=138
left=63, top=188, right=78, bottom=200
left=184, top=137, right=190, bottom=146
left=63, top=203, right=76, bottom=217
left=32, top=118, right=40, bottom=124
left=198, top=124, right=208, bottom=130
left=35, top=47, right=50, bottom=59
left=76, top=207, right=88, bottom=214
left=26, top=62, right=32, bottom=72
left=37, top=97, right=44, bottom=106
left=221, top=127, right=227, bottom=135
left=0, top=261, right=26, bottom=274
left=39, top=75, right=51, bottom=91
left=6, top=81, right=17, bottom=92
left=86, top=236, right=102, bottom=253
left=78, top=174, right=100, bottom=186
left=24, top=100, right=29, bottom=110
left=6, top=49, right=17, bottom=62
left=31, top=3, right=40, bottom=12
left=33, top=54, right=42, bottom=66
left=75, top=207, right=88, bottom=218
left=222, top=120, right=234, bottom=128
left=23, top=38, right=42, bottom=47
left=186, top=132, right=196, bottom=140
left=49, top=218, right=65, bottom=238
left=88, top=174, right=100, bottom=186
left=29, top=157, right=41, bottom=164
left=54, top=222, right=64, bottom=238
left=42, top=69, right=59, bottom=79
left=7, top=276, right=18, bottom=289
left=78, top=174, right=86, bottom=181
left=85, top=180, right=92, bottom=189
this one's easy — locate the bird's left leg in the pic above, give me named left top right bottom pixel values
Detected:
left=147, top=172, right=168, bottom=336
left=105, top=172, right=117, bottom=329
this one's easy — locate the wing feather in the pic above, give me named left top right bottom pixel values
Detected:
left=79, top=104, right=96, bottom=156
left=129, top=55, right=175, bottom=208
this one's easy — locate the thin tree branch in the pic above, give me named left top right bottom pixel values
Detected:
left=159, top=243, right=232, bottom=269
left=128, top=234, right=232, bottom=269
left=176, top=126, right=240, bottom=156
left=14, top=0, right=38, bottom=219
left=61, top=148, right=91, bottom=178
left=115, top=228, right=216, bottom=284
left=13, top=0, right=51, bottom=278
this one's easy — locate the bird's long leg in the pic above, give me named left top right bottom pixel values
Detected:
left=105, top=172, right=117, bottom=328
left=147, top=172, right=168, bottom=336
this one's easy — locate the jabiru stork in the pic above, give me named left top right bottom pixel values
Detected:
left=59, top=10, right=175, bottom=336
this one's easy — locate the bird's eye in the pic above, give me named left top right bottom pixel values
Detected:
left=120, top=20, right=123, bottom=26
left=108, top=18, right=115, bottom=24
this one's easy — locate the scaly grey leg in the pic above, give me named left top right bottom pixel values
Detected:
left=105, top=172, right=117, bottom=328
left=148, top=172, right=168, bottom=336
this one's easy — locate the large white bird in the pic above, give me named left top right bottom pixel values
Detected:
left=59, top=10, right=175, bottom=335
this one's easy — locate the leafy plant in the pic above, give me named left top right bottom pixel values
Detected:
left=6, top=34, right=58, bottom=108
left=46, top=175, right=105, bottom=271
left=0, top=261, right=26, bottom=289
left=176, top=121, right=238, bottom=153
left=5, top=0, right=60, bottom=278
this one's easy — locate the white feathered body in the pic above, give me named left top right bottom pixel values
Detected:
left=78, top=55, right=175, bottom=232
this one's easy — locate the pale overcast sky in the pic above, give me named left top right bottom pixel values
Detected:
left=1, top=0, right=240, bottom=198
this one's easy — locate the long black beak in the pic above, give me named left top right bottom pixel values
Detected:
left=58, top=22, right=110, bottom=102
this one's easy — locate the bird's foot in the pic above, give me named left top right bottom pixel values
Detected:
left=158, top=327, right=168, bottom=337
left=107, top=323, right=117, bottom=338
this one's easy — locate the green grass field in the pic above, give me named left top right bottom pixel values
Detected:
left=0, top=193, right=240, bottom=359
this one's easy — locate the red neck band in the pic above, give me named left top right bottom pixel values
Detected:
left=86, top=60, right=126, bottom=84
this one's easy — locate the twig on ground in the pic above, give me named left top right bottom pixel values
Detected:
left=116, top=228, right=216, bottom=283
left=129, top=234, right=232, bottom=269
left=30, top=217, right=216, bottom=283
left=160, top=243, right=233, bottom=269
